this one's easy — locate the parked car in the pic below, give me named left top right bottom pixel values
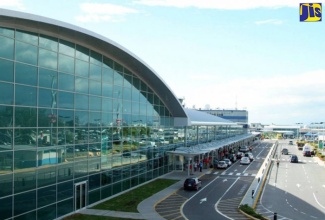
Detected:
left=183, top=177, right=202, bottom=191
left=245, top=152, right=254, bottom=161
left=239, top=146, right=249, bottom=153
left=281, top=148, right=288, bottom=155
left=303, top=150, right=311, bottom=157
left=240, top=157, right=250, bottom=165
left=217, top=161, right=228, bottom=169
left=289, top=141, right=293, bottom=145
left=236, top=152, right=245, bottom=159
left=224, top=158, right=232, bottom=166
left=290, top=155, right=299, bottom=163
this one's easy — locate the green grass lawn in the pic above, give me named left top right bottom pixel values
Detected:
left=62, top=178, right=179, bottom=220
left=92, top=178, right=178, bottom=212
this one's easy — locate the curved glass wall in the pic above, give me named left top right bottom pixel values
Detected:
left=0, top=26, right=176, bottom=219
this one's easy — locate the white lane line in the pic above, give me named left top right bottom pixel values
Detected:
left=313, top=192, right=325, bottom=209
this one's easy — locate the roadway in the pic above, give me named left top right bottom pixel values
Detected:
left=156, top=140, right=273, bottom=220
left=256, top=139, right=325, bottom=220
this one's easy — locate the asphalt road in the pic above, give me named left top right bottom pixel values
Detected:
left=256, top=139, right=325, bottom=220
left=180, top=141, right=271, bottom=220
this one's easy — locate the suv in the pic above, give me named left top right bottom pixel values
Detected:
left=239, top=146, right=249, bottom=153
left=290, top=155, right=299, bottom=163
left=289, top=141, right=293, bottom=145
left=281, top=148, right=288, bottom=155
left=183, top=177, right=202, bottom=191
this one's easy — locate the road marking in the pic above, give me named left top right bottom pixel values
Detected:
left=200, top=198, right=207, bottom=204
left=223, top=179, right=228, bottom=182
left=313, top=192, right=325, bottom=209
left=228, top=172, right=233, bottom=175
left=296, top=184, right=301, bottom=188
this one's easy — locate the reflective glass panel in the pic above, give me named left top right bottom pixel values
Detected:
left=14, top=190, right=36, bottom=216
left=75, top=59, right=89, bottom=77
left=37, top=204, right=56, bottom=220
left=58, top=91, right=74, bottom=109
left=0, top=35, right=14, bottom=59
left=14, top=106, right=37, bottom=126
left=58, top=109, right=74, bottom=127
left=59, top=39, right=75, bottom=57
left=76, top=44, right=89, bottom=61
left=0, top=151, right=13, bottom=172
left=90, top=63, right=101, bottom=81
left=124, top=73, right=132, bottom=88
left=89, top=111, right=101, bottom=127
left=16, top=30, right=38, bottom=45
left=15, top=63, right=37, bottom=86
left=102, top=98, right=112, bottom=112
left=89, top=96, right=101, bottom=111
left=0, top=191, right=12, bottom=219
left=57, top=181, right=73, bottom=201
left=39, top=34, right=58, bottom=52
left=102, top=67, right=113, bottom=83
left=102, top=83, right=113, bottom=97
left=75, top=94, right=88, bottom=110
left=0, top=58, right=14, bottom=82
left=39, top=48, right=58, bottom=70
left=14, top=169, right=36, bottom=192
left=90, top=50, right=102, bottom=65
left=0, top=26, right=14, bottom=37
left=58, top=72, right=74, bottom=92
left=75, top=110, right=89, bottom=127
left=38, top=88, right=52, bottom=107
left=38, top=108, right=57, bottom=127
left=0, top=82, right=13, bottom=105
left=39, top=68, right=57, bottom=89
left=37, top=165, right=56, bottom=187
left=15, top=85, right=37, bottom=106
left=15, top=41, right=38, bottom=65
left=114, top=71, right=123, bottom=86
left=37, top=185, right=56, bottom=207
left=75, top=77, right=88, bottom=94
left=123, top=87, right=131, bottom=101
left=59, top=54, right=75, bottom=74
left=89, top=80, right=101, bottom=96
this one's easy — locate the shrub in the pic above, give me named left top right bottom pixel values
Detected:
left=239, top=204, right=267, bottom=220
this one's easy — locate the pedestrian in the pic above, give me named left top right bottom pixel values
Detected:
left=194, top=162, right=197, bottom=171
left=199, top=161, right=203, bottom=172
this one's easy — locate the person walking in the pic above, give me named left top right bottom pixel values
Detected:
left=194, top=161, right=197, bottom=172
left=199, top=161, right=203, bottom=172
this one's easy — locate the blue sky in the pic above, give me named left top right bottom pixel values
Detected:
left=1, top=0, right=325, bottom=125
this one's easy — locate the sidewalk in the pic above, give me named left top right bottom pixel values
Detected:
left=79, top=170, right=206, bottom=220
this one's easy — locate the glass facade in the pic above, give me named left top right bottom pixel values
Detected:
left=0, top=26, right=177, bottom=220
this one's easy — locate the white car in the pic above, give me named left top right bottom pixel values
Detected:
left=224, top=159, right=232, bottom=166
left=217, top=161, right=228, bottom=169
left=240, top=157, right=250, bottom=165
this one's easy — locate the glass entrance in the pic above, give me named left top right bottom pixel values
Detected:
left=74, top=181, right=87, bottom=211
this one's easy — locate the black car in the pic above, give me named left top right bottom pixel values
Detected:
left=183, top=177, right=202, bottom=191
left=290, top=155, right=299, bottom=163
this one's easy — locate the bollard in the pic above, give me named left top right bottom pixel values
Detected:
left=274, top=212, right=277, bottom=220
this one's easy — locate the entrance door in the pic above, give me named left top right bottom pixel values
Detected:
left=75, top=181, right=87, bottom=211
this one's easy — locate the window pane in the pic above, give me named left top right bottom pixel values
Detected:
left=0, top=106, right=13, bottom=129
left=39, top=68, right=57, bottom=89
left=102, top=97, right=112, bottom=112
left=14, top=190, right=36, bottom=216
left=102, top=83, right=113, bottom=97
left=75, top=77, right=88, bottom=94
left=38, top=88, right=53, bottom=107
left=39, top=34, right=58, bottom=51
left=102, top=67, right=113, bottom=84
left=76, top=44, right=89, bottom=61
left=37, top=185, right=56, bottom=207
left=15, top=108, right=37, bottom=127
left=75, top=94, right=88, bottom=110
left=90, top=50, right=101, bottom=65
left=59, top=39, right=75, bottom=57
left=75, top=59, right=89, bottom=77
left=0, top=26, right=14, bottom=38
left=0, top=35, right=14, bottom=59
left=58, top=91, right=74, bottom=109
left=15, top=63, right=37, bottom=86
left=89, top=96, right=101, bottom=111
left=58, top=72, right=74, bottom=92
left=89, top=80, right=101, bottom=96
left=15, top=41, right=38, bottom=65
left=59, top=54, right=75, bottom=74
left=16, top=30, right=38, bottom=45
left=75, top=110, right=89, bottom=127
left=114, top=71, right=123, bottom=86
left=90, top=63, right=101, bottom=81
left=0, top=82, right=13, bottom=105
left=0, top=191, right=12, bottom=220
left=15, top=85, right=37, bottom=106
left=0, top=59, right=14, bottom=82
left=39, top=48, right=58, bottom=70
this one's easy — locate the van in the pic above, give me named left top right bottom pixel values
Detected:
left=303, top=145, right=311, bottom=152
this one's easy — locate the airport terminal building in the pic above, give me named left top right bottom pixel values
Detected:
left=0, top=9, right=256, bottom=220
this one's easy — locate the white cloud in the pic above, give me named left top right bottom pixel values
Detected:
left=133, top=0, right=301, bottom=10
left=0, top=0, right=25, bottom=10
left=75, top=3, right=139, bottom=23
left=255, top=19, right=284, bottom=25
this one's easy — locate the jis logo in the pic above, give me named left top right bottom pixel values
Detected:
left=300, top=3, right=322, bottom=22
